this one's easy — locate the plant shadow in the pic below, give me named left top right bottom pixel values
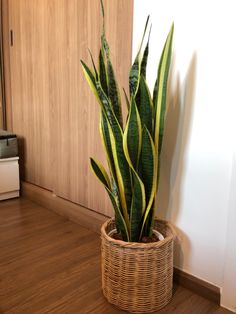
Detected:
left=156, top=52, right=197, bottom=270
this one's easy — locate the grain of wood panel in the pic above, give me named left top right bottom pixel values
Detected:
left=0, top=198, right=232, bottom=314
left=8, top=0, right=52, bottom=189
left=0, top=85, right=2, bottom=129
left=7, top=0, right=133, bottom=217
left=0, top=0, right=4, bottom=129
left=1, top=0, right=12, bottom=130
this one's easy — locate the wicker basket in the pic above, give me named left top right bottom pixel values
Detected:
left=101, top=218, right=175, bottom=313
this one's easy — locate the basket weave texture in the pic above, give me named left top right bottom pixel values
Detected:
left=101, top=218, right=175, bottom=313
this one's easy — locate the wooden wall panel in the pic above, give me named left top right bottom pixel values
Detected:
left=8, top=0, right=52, bottom=189
left=0, top=0, right=5, bottom=129
left=50, top=0, right=133, bottom=216
left=0, top=63, right=3, bottom=128
left=2, top=0, right=12, bottom=130
left=7, top=0, right=133, bottom=216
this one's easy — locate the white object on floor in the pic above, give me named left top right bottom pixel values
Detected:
left=0, top=157, right=20, bottom=200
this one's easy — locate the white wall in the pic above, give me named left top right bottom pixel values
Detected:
left=221, top=152, right=236, bottom=312
left=133, top=0, right=236, bottom=309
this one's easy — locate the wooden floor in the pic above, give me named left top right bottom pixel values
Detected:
left=0, top=198, right=232, bottom=314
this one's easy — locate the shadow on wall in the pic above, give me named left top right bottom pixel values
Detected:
left=157, top=53, right=197, bottom=269
left=17, top=136, right=26, bottom=181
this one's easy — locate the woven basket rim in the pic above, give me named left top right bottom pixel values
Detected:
left=101, top=218, right=176, bottom=249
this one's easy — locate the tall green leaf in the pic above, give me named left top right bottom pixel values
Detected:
left=80, top=64, right=132, bottom=225
left=90, top=158, right=111, bottom=189
left=99, top=3, right=123, bottom=128
left=100, top=0, right=105, bottom=24
left=110, top=175, right=122, bottom=233
left=105, top=187, right=129, bottom=241
left=100, top=0, right=110, bottom=58
left=142, top=204, right=155, bottom=237
left=129, top=16, right=150, bottom=97
left=80, top=60, right=100, bottom=103
left=88, top=49, right=98, bottom=81
left=139, top=126, right=157, bottom=240
left=100, top=112, right=123, bottom=231
left=130, top=168, right=146, bottom=242
left=129, top=56, right=140, bottom=97
left=107, top=59, right=123, bottom=128
left=139, top=76, right=153, bottom=135
left=105, top=118, right=131, bottom=228
left=140, top=127, right=156, bottom=205
left=154, top=23, right=174, bottom=155
left=101, top=34, right=110, bottom=59
left=90, top=157, right=129, bottom=241
left=99, top=112, right=117, bottom=183
left=99, top=49, right=108, bottom=95
left=96, top=82, right=132, bottom=225
left=135, top=25, right=151, bottom=114
left=123, top=98, right=142, bottom=170
left=140, top=25, right=152, bottom=79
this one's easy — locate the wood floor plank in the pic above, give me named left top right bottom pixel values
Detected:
left=0, top=198, right=233, bottom=314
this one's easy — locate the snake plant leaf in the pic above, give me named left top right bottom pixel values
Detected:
left=139, top=75, right=153, bottom=135
left=142, top=204, right=155, bottom=237
left=129, top=16, right=150, bottom=98
left=99, top=5, right=123, bottom=127
left=154, top=23, right=174, bottom=156
left=88, top=49, right=98, bottom=81
left=96, top=81, right=124, bottom=148
left=90, top=156, right=129, bottom=241
left=106, top=117, right=131, bottom=228
left=96, top=82, right=132, bottom=225
left=110, top=176, right=122, bottom=234
left=99, top=112, right=122, bottom=218
left=100, top=0, right=110, bottom=58
left=99, top=49, right=108, bottom=95
left=100, top=0, right=105, bottom=22
left=107, top=59, right=123, bottom=128
left=129, top=55, right=140, bottom=98
left=100, top=19, right=123, bottom=127
left=99, top=112, right=117, bottom=181
left=90, top=158, right=111, bottom=189
left=101, top=34, right=110, bottom=59
left=140, top=126, right=156, bottom=211
left=81, top=60, right=116, bottom=133
left=140, top=25, right=152, bottom=79
left=105, top=187, right=130, bottom=241
left=80, top=60, right=100, bottom=103
left=130, top=168, right=146, bottom=242
left=139, top=126, right=157, bottom=240
left=123, top=98, right=142, bottom=170
left=100, top=113, right=119, bottom=217
left=100, top=109, right=128, bottom=233
left=95, top=81, right=117, bottom=125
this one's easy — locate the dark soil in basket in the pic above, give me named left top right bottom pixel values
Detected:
left=111, top=232, right=160, bottom=243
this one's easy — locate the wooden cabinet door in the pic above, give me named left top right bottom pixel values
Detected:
left=8, top=0, right=133, bottom=216
left=8, top=0, right=53, bottom=189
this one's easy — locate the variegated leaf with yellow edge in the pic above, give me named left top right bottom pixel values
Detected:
left=123, top=98, right=142, bottom=170
left=90, top=158, right=129, bottom=241
left=139, top=126, right=157, bottom=240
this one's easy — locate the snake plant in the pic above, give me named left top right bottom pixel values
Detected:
left=81, top=2, right=174, bottom=242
